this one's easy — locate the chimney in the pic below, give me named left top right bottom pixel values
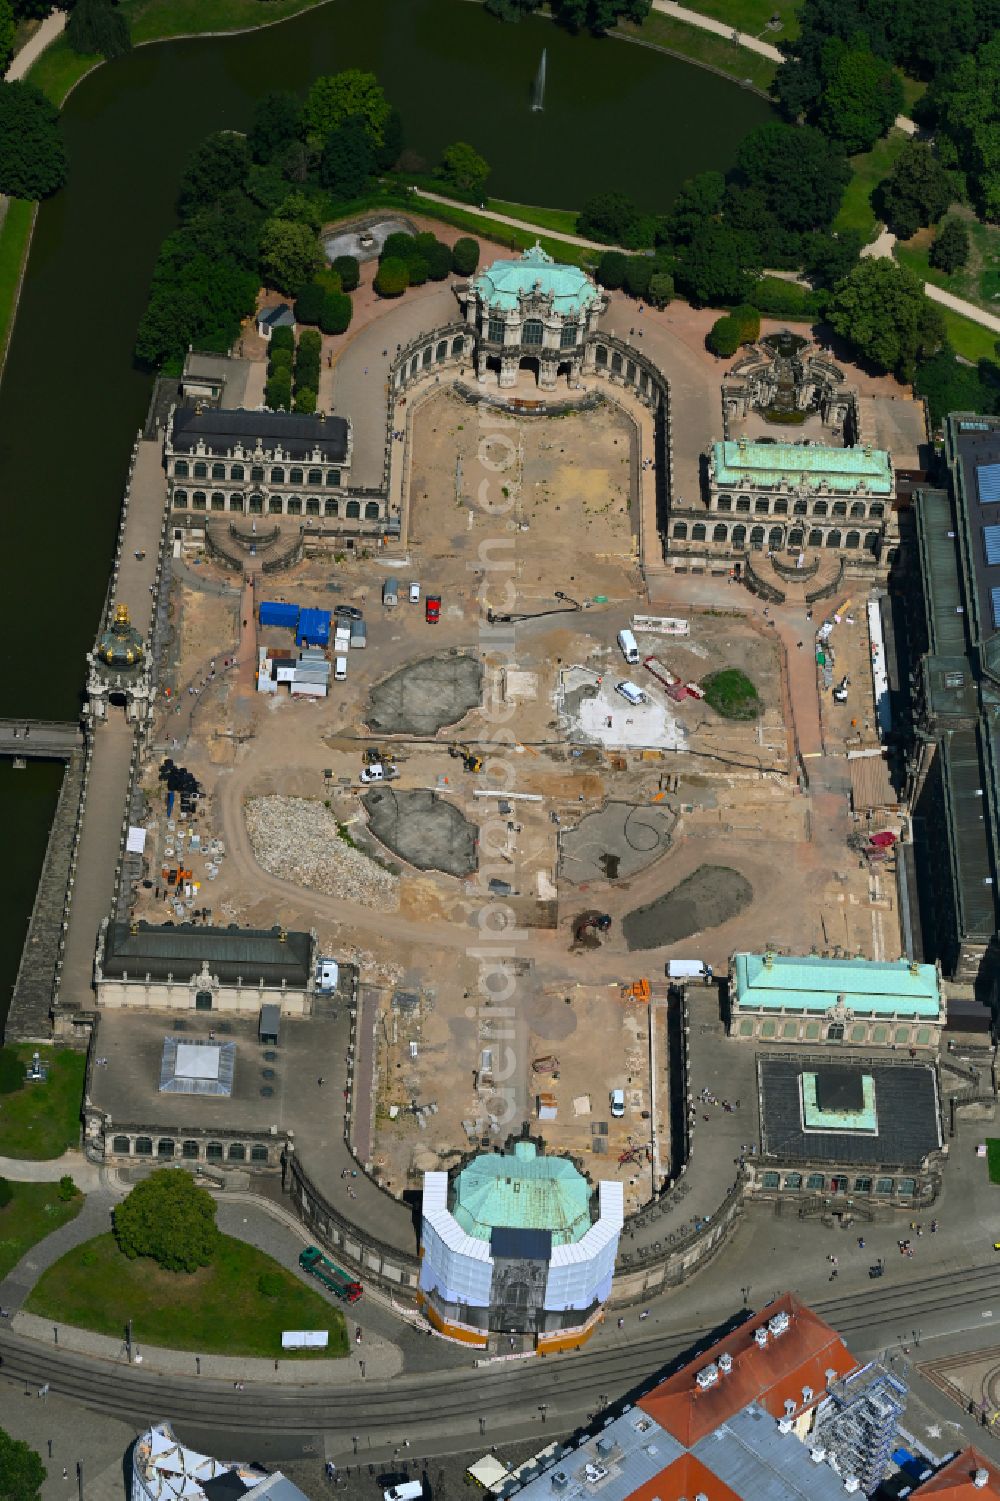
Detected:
left=719, top=1352, right=733, bottom=1375
left=975, top=1470, right=990, bottom=1489
left=784, top=1399, right=796, bottom=1417
left=802, top=1386, right=814, bottom=1404
left=844, top=1479, right=861, bottom=1494
left=755, top=1327, right=769, bottom=1349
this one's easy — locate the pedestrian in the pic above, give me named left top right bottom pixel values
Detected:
left=318, top=1076, right=325, bottom=1086
left=63, top=1470, right=68, bottom=1482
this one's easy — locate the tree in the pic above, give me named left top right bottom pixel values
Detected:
left=817, top=43, right=901, bottom=153
left=648, top=269, right=674, bottom=306
left=320, top=290, right=353, bottom=334
left=319, top=117, right=374, bottom=202
left=578, top=190, right=653, bottom=247
left=674, top=222, right=760, bottom=306
left=374, top=257, right=409, bottom=297
left=624, top=256, right=654, bottom=298
left=803, top=227, right=864, bottom=287
left=731, top=303, right=760, bottom=342
left=924, top=36, right=1000, bottom=219
left=382, top=230, right=417, bottom=262
left=707, top=315, right=743, bottom=358
left=422, top=239, right=453, bottom=281
left=930, top=215, right=971, bottom=272
left=178, top=132, right=250, bottom=219
left=451, top=236, right=480, bottom=275
left=0, top=1428, right=45, bottom=1501
left=874, top=140, right=953, bottom=239
left=57, top=1174, right=78, bottom=1201
left=293, top=388, right=317, bottom=414
left=597, top=250, right=629, bottom=290
left=0, top=81, right=67, bottom=200
left=259, top=217, right=323, bottom=296
left=113, top=1170, right=219, bottom=1273
left=274, top=190, right=322, bottom=233
left=375, top=105, right=404, bottom=172
left=302, top=69, right=391, bottom=146
left=248, top=90, right=301, bottom=166
left=265, top=373, right=292, bottom=409
left=332, top=254, right=360, bottom=291
left=134, top=245, right=257, bottom=368
left=550, top=0, right=650, bottom=30
left=270, top=323, right=295, bottom=355
left=660, top=171, right=725, bottom=248
left=182, top=191, right=264, bottom=272
left=0, top=1, right=14, bottom=75
left=405, top=255, right=429, bottom=287
left=827, top=257, right=946, bottom=378
left=485, top=0, right=542, bottom=16
left=294, top=283, right=323, bottom=325
left=914, top=348, right=1000, bottom=426
left=437, top=141, right=490, bottom=198
left=66, top=0, right=131, bottom=59
left=735, top=122, right=850, bottom=234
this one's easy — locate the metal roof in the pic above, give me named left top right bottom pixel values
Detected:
left=102, top=922, right=312, bottom=988
left=171, top=406, right=349, bottom=462
left=713, top=440, right=892, bottom=495
left=691, top=1405, right=855, bottom=1500
left=758, top=1058, right=942, bottom=1165
left=473, top=244, right=602, bottom=315
left=453, top=1141, right=592, bottom=1245
left=939, top=726, right=998, bottom=939
left=978, top=464, right=1000, bottom=504
left=731, top=953, right=941, bottom=1017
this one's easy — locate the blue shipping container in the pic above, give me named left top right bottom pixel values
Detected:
left=296, top=608, right=331, bottom=646
left=259, top=601, right=299, bottom=630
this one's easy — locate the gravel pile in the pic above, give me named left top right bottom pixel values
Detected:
left=245, top=796, right=399, bottom=909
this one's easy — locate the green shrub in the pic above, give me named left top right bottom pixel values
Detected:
left=332, top=255, right=360, bottom=292
left=381, top=231, right=417, bottom=262
left=257, top=1270, right=285, bottom=1297
left=624, top=257, right=654, bottom=298
left=451, top=237, right=480, bottom=276
left=422, top=240, right=453, bottom=281
left=648, top=270, right=674, bottom=307
left=294, top=283, right=324, bottom=325
left=296, top=359, right=320, bottom=393
left=706, top=315, right=743, bottom=358
left=751, top=276, right=823, bottom=319
left=265, top=374, right=292, bottom=409
left=375, top=257, right=410, bottom=297
left=294, top=389, right=318, bottom=414
left=597, top=250, right=629, bottom=290
left=0, top=1178, right=12, bottom=1209
left=319, top=291, right=353, bottom=335
left=57, top=1175, right=78, bottom=1202
left=0, top=1048, right=23, bottom=1095
left=298, top=328, right=322, bottom=361
left=703, top=668, right=761, bottom=721
left=268, top=347, right=292, bottom=376
left=731, top=304, right=761, bottom=343
left=406, top=256, right=429, bottom=287
left=269, top=324, right=295, bottom=354
left=113, top=1169, right=220, bottom=1273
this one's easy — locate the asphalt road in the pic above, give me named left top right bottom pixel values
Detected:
left=2, top=1261, right=998, bottom=1461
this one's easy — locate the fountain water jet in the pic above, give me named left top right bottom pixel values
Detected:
left=532, top=47, right=547, bottom=112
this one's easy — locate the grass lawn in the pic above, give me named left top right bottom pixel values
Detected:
left=28, top=1232, right=349, bottom=1358
left=986, top=1139, right=1000, bottom=1185
left=487, top=199, right=580, bottom=236
left=936, top=308, right=1000, bottom=365
left=24, top=36, right=101, bottom=107
left=834, top=130, right=909, bottom=242
left=703, top=667, right=761, bottom=720
left=0, top=1047, right=85, bottom=1160
left=0, top=1181, right=82, bottom=1282
left=898, top=74, right=926, bottom=115
left=895, top=212, right=1000, bottom=324
left=617, top=11, right=777, bottom=93
left=661, top=0, right=800, bottom=43
left=0, top=199, right=35, bottom=377
left=120, top=0, right=331, bottom=43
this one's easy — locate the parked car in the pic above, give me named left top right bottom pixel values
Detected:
left=409, top=581, right=421, bottom=603
left=610, top=1088, right=626, bottom=1118
left=360, top=765, right=384, bottom=783
left=425, top=594, right=441, bottom=624
left=334, top=657, right=347, bottom=681
left=334, top=604, right=363, bottom=621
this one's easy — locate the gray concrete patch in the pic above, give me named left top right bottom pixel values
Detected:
left=560, top=800, right=676, bottom=885
left=623, top=864, right=753, bottom=950
left=322, top=216, right=417, bottom=264
left=367, top=653, right=483, bottom=735
left=362, top=788, right=478, bottom=877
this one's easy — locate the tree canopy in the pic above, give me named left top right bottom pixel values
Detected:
left=734, top=122, right=850, bottom=235
left=302, top=68, right=391, bottom=146
left=0, top=81, right=67, bottom=200
left=485, top=0, right=650, bottom=29
left=913, top=347, right=1000, bottom=426
left=178, top=132, right=251, bottom=220
left=827, top=257, right=946, bottom=379
left=320, top=117, right=375, bottom=201
left=437, top=141, right=490, bottom=198
left=451, top=236, right=480, bottom=275
left=0, top=1, right=15, bottom=74
left=674, top=221, right=760, bottom=307
left=0, top=1428, right=45, bottom=1501
left=923, top=36, right=1000, bottom=221
left=816, top=41, right=901, bottom=154
left=66, top=0, right=131, bottom=59
left=113, top=1169, right=220, bottom=1273
left=248, top=90, right=302, bottom=166
left=929, top=215, right=971, bottom=272
left=873, top=139, right=953, bottom=239
left=578, top=190, right=653, bottom=248
left=259, top=216, right=323, bottom=296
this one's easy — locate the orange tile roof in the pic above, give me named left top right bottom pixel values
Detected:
left=916, top=1448, right=1000, bottom=1497
left=627, top=1455, right=742, bottom=1501
left=638, top=1292, right=859, bottom=1446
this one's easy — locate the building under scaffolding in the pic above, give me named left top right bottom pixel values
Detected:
left=811, top=1360, right=907, bottom=1495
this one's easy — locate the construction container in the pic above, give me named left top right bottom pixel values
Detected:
left=259, top=601, right=299, bottom=630
left=296, top=607, right=331, bottom=647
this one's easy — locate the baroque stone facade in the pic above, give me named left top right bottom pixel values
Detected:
left=463, top=244, right=605, bottom=389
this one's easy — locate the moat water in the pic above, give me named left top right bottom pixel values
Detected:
left=0, top=0, right=773, bottom=1024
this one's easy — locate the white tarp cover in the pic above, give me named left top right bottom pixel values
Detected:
left=468, top=1456, right=511, bottom=1491
left=281, top=1330, right=329, bottom=1349
left=667, top=959, right=706, bottom=978
left=127, top=826, right=147, bottom=855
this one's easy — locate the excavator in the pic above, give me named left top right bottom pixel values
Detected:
left=573, top=911, right=612, bottom=944
left=449, top=744, right=483, bottom=773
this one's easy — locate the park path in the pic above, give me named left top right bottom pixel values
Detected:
left=0, top=1150, right=102, bottom=1191
left=650, top=0, right=782, bottom=59
left=4, top=8, right=66, bottom=81
left=410, top=187, right=626, bottom=252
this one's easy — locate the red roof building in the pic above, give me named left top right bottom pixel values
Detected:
left=638, top=1293, right=859, bottom=1447
left=917, top=1449, right=1000, bottom=1497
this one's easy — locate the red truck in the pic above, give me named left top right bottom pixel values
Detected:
left=425, top=594, right=441, bottom=624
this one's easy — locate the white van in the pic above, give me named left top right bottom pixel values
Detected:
left=384, top=1486, right=423, bottom=1501
left=335, top=657, right=348, bottom=681
left=617, top=628, right=639, bottom=664
left=610, top=1088, right=626, bottom=1118
left=409, top=581, right=421, bottom=603
left=615, top=680, right=646, bottom=706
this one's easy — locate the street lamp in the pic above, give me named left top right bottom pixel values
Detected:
left=479, top=1417, right=486, bottom=1437
left=539, top=1403, right=548, bottom=1425
left=740, top=1285, right=751, bottom=1308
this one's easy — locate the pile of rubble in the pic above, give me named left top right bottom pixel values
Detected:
left=244, top=796, right=399, bottom=909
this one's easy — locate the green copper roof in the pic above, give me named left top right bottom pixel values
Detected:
left=713, top=440, right=893, bottom=496
left=473, top=244, right=602, bottom=315
left=732, top=953, right=941, bottom=1017
left=452, top=1141, right=592, bottom=1245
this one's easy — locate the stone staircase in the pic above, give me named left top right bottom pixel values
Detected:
left=746, top=551, right=844, bottom=605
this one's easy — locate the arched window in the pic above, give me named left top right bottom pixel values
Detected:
left=850, top=501, right=865, bottom=518
left=231, top=464, right=244, bottom=482
left=306, top=497, right=320, bottom=516
left=626, top=360, right=636, bottom=384
left=250, top=1144, right=269, bottom=1164
left=692, top=522, right=707, bottom=542
left=768, top=526, right=783, bottom=550
left=173, top=490, right=188, bottom=509
left=211, top=492, right=225, bottom=511
left=422, top=345, right=433, bottom=367
left=773, top=498, right=787, bottom=516
left=865, top=530, right=880, bottom=553
left=206, top=1141, right=223, bottom=1162
left=346, top=499, right=361, bottom=519
left=845, top=529, right=861, bottom=549
left=112, top=1135, right=130, bottom=1154
left=793, top=498, right=807, bottom=516
left=595, top=345, right=608, bottom=367
left=826, top=528, right=842, bottom=548
left=732, top=524, right=746, bottom=547
left=134, top=1136, right=153, bottom=1156
left=327, top=470, right=341, bottom=487
left=716, top=496, right=732, bottom=513
left=870, top=502, right=884, bottom=519
left=229, top=494, right=244, bottom=511
left=832, top=500, right=847, bottom=517
left=195, top=989, right=213, bottom=1010
left=290, top=467, right=303, bottom=485
left=174, top=460, right=189, bottom=478
left=736, top=495, right=751, bottom=513
left=611, top=351, right=623, bottom=374
left=157, top=1138, right=175, bottom=1158
left=755, top=497, right=769, bottom=515
left=813, top=500, right=828, bottom=518
left=251, top=465, right=264, bottom=482
left=410, top=355, right=419, bottom=375
left=228, top=1142, right=246, bottom=1162
left=673, top=522, right=688, bottom=540
left=560, top=323, right=578, bottom=349
left=788, top=529, right=804, bottom=548
left=523, top=319, right=544, bottom=347
left=325, top=499, right=339, bottom=516
left=436, top=340, right=448, bottom=361
left=308, top=469, right=322, bottom=485
left=487, top=317, right=504, bottom=343
left=713, top=523, right=728, bottom=542
left=192, top=491, right=206, bottom=510
left=452, top=336, right=465, bottom=356
left=286, top=497, right=302, bottom=515
left=212, top=463, right=225, bottom=480
left=808, top=529, right=822, bottom=548
left=365, top=501, right=380, bottom=519
left=269, top=496, right=282, bottom=514
left=182, top=1140, right=199, bottom=1159
left=271, top=467, right=285, bottom=484
left=248, top=494, right=264, bottom=514
left=193, top=461, right=207, bottom=480
left=750, top=525, right=765, bottom=550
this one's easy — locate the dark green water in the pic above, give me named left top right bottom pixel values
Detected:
left=0, top=0, right=772, bottom=1024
